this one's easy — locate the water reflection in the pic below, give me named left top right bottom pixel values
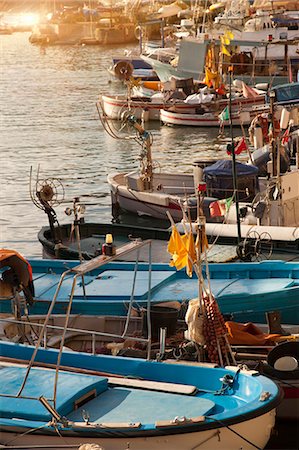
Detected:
left=1, top=33, right=231, bottom=256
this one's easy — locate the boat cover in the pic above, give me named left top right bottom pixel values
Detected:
left=203, top=160, right=259, bottom=177
left=271, top=82, right=299, bottom=106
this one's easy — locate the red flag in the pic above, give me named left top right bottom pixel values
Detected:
left=235, top=137, right=248, bottom=155
left=209, top=201, right=225, bottom=217
left=209, top=198, right=232, bottom=217
left=282, top=128, right=290, bottom=145
left=227, top=137, right=247, bottom=155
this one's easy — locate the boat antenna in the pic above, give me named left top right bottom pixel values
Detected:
left=228, top=66, right=241, bottom=243
left=65, top=196, right=87, bottom=297
left=97, top=103, right=154, bottom=190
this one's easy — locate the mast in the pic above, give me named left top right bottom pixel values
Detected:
left=228, top=66, right=241, bottom=243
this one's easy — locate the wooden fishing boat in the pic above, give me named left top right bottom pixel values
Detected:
left=100, top=89, right=265, bottom=121
left=0, top=248, right=298, bottom=324
left=38, top=222, right=172, bottom=262
left=37, top=222, right=241, bottom=263
left=38, top=220, right=299, bottom=261
left=1, top=314, right=297, bottom=420
left=107, top=160, right=260, bottom=221
left=160, top=107, right=255, bottom=127
left=0, top=342, right=282, bottom=450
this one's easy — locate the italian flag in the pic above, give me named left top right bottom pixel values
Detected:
left=209, top=197, right=233, bottom=217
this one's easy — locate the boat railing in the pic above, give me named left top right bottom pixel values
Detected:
left=0, top=317, right=151, bottom=355
left=16, top=239, right=154, bottom=406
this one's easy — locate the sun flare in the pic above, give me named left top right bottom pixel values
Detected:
left=19, top=13, right=40, bottom=26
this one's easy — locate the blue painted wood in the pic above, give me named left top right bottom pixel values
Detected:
left=0, top=366, right=108, bottom=421
left=1, top=259, right=298, bottom=323
left=0, top=341, right=281, bottom=439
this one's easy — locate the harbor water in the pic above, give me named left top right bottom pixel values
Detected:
left=0, top=32, right=298, bottom=449
left=1, top=31, right=225, bottom=257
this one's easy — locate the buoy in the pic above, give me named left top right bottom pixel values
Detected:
left=253, top=126, right=263, bottom=149
left=113, top=61, right=134, bottom=81
left=280, top=107, right=290, bottom=130
left=141, top=109, right=150, bottom=122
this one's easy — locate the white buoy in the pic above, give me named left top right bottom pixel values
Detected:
left=280, top=108, right=290, bottom=129
left=141, top=109, right=150, bottom=122
left=253, top=126, right=263, bottom=149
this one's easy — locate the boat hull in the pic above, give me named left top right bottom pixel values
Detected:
left=160, top=108, right=255, bottom=127
left=0, top=411, right=276, bottom=450
left=0, top=341, right=281, bottom=449
left=101, top=94, right=264, bottom=121
left=101, top=95, right=200, bottom=120
left=0, top=260, right=298, bottom=324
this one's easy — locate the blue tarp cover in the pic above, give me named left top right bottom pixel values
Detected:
left=271, top=82, right=299, bottom=105
left=203, top=160, right=258, bottom=177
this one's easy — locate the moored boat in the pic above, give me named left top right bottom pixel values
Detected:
left=0, top=249, right=298, bottom=323
left=100, top=85, right=265, bottom=121
left=160, top=107, right=254, bottom=127
left=0, top=342, right=282, bottom=450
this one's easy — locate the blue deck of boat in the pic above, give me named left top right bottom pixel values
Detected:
left=0, top=367, right=108, bottom=421
left=0, top=365, right=216, bottom=427
left=33, top=269, right=295, bottom=302
left=68, top=387, right=215, bottom=425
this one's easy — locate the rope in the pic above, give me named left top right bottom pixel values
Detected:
left=207, top=417, right=263, bottom=450
left=190, top=430, right=220, bottom=449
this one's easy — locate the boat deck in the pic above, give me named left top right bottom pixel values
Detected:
left=68, top=387, right=215, bottom=426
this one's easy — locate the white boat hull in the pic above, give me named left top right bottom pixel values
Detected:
left=0, top=410, right=276, bottom=450
left=160, top=108, right=255, bottom=127
left=101, top=95, right=200, bottom=120
left=108, top=172, right=195, bottom=221
left=101, top=94, right=264, bottom=121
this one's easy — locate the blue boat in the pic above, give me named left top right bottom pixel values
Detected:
left=1, top=249, right=298, bottom=324
left=0, top=340, right=282, bottom=450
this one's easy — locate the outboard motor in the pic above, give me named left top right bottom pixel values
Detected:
left=249, top=145, right=290, bottom=176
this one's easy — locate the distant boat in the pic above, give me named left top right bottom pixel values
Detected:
left=0, top=23, right=13, bottom=34
left=0, top=341, right=282, bottom=449
left=160, top=107, right=254, bottom=127
left=100, top=85, right=265, bottom=121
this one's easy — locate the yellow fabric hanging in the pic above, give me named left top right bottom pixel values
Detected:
left=220, top=35, right=230, bottom=46
left=186, top=232, right=196, bottom=277
left=167, top=226, right=196, bottom=277
left=204, top=67, right=220, bottom=88
left=221, top=45, right=231, bottom=57
left=224, top=30, right=234, bottom=41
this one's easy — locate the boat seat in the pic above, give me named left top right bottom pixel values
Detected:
left=0, top=366, right=108, bottom=421
left=213, top=278, right=293, bottom=297
left=108, top=377, right=197, bottom=395
left=73, top=270, right=175, bottom=300
left=67, top=387, right=215, bottom=426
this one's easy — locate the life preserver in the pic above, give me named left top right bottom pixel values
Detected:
left=113, top=60, right=134, bottom=81
left=0, top=249, right=34, bottom=304
left=249, top=114, right=271, bottom=147
left=134, top=25, right=142, bottom=40
left=266, top=341, right=299, bottom=380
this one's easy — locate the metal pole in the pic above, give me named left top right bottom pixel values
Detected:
left=228, top=66, right=241, bottom=243
left=73, top=198, right=86, bottom=298
left=269, top=91, right=277, bottom=177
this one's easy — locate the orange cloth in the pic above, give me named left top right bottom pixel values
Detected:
left=225, top=321, right=282, bottom=346
left=0, top=248, right=33, bottom=282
